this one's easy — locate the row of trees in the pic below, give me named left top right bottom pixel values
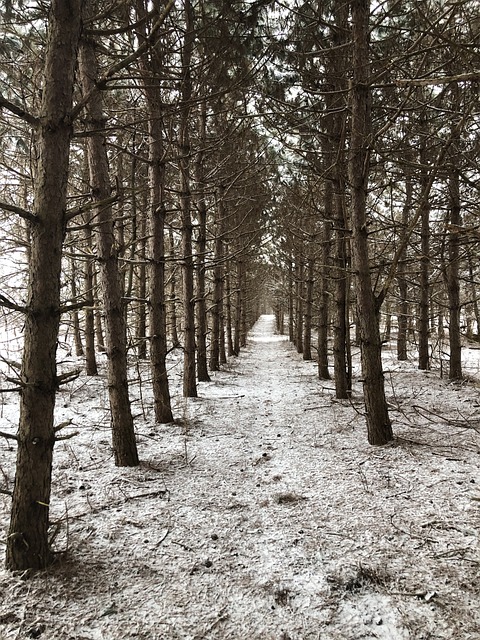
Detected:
left=0, top=0, right=479, bottom=570
left=0, top=0, right=273, bottom=570
left=266, top=0, right=479, bottom=442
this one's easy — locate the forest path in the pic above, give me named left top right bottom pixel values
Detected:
left=2, top=316, right=477, bottom=640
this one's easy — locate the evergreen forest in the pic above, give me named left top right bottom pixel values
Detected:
left=0, top=1, right=479, bottom=638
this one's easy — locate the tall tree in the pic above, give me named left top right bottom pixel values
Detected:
left=348, top=0, right=392, bottom=445
left=179, top=0, right=198, bottom=397
left=136, top=0, right=174, bottom=422
left=6, top=0, right=84, bottom=571
left=78, top=11, right=139, bottom=466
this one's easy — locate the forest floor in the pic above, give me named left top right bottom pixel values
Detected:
left=1, top=315, right=480, bottom=640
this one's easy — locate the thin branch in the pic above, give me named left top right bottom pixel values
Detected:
left=60, top=299, right=94, bottom=314
left=0, top=431, right=18, bottom=442
left=396, top=71, right=480, bottom=87
left=55, top=431, right=79, bottom=441
left=0, top=201, right=37, bottom=224
left=56, top=369, right=82, bottom=386
left=0, top=94, right=39, bottom=126
left=65, top=193, right=118, bottom=221
left=0, top=295, right=27, bottom=314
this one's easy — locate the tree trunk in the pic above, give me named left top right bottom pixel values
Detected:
left=317, top=197, right=331, bottom=380
left=180, top=0, right=197, bottom=397
left=418, top=115, right=430, bottom=371
left=136, top=204, right=148, bottom=360
left=167, top=228, right=180, bottom=348
left=83, top=203, right=98, bottom=375
left=397, top=169, right=412, bottom=361
left=288, top=257, right=294, bottom=342
left=6, top=0, right=83, bottom=571
left=295, top=258, right=304, bottom=353
left=234, top=259, right=242, bottom=354
left=136, top=0, right=174, bottom=422
left=349, top=0, right=392, bottom=445
left=332, top=184, right=350, bottom=398
left=225, top=265, right=235, bottom=356
left=210, top=187, right=225, bottom=371
left=303, top=255, right=314, bottom=360
left=70, top=256, right=84, bottom=357
left=79, top=28, right=139, bottom=466
left=447, top=95, right=462, bottom=380
left=195, top=98, right=210, bottom=381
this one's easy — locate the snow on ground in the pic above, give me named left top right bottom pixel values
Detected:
left=0, top=314, right=479, bottom=639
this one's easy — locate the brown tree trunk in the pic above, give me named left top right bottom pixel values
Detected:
left=136, top=0, right=174, bottom=422
left=225, top=265, right=235, bottom=356
left=195, top=98, right=210, bottom=381
left=83, top=204, right=98, bottom=375
left=167, top=228, right=180, bottom=349
left=418, top=114, right=430, bottom=371
left=70, top=256, right=84, bottom=357
left=234, top=259, right=242, bottom=355
left=6, top=0, right=83, bottom=571
left=295, top=258, right=304, bottom=353
left=303, top=255, right=314, bottom=360
left=180, top=0, right=197, bottom=397
left=317, top=194, right=331, bottom=380
left=136, top=205, right=148, bottom=360
left=288, top=257, right=294, bottom=342
left=325, top=0, right=349, bottom=395
left=210, top=187, right=225, bottom=371
left=79, top=29, right=139, bottom=466
left=397, top=169, right=412, bottom=361
left=447, top=93, right=462, bottom=380
left=332, top=184, right=350, bottom=398
left=349, top=0, right=392, bottom=445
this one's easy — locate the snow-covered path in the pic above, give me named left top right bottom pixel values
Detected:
left=1, top=315, right=479, bottom=639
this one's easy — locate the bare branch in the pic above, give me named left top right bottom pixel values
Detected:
left=0, top=294, right=27, bottom=314
left=0, top=431, right=18, bottom=442
left=396, top=71, right=480, bottom=87
left=60, top=298, right=94, bottom=314
left=0, top=201, right=37, bottom=224
left=0, top=94, right=39, bottom=126
left=65, top=193, right=118, bottom=221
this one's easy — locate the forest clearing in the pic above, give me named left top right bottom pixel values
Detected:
left=1, top=314, right=479, bottom=640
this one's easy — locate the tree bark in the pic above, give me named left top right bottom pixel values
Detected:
left=79, top=27, right=139, bottom=466
left=180, top=0, right=198, bottom=397
left=136, top=0, right=174, bottom=422
left=210, top=186, right=225, bottom=371
left=303, top=255, right=314, bottom=360
left=396, top=169, right=412, bottom=361
left=418, top=114, right=430, bottom=371
left=83, top=203, right=98, bottom=375
left=317, top=191, right=331, bottom=380
left=6, top=0, right=83, bottom=571
left=349, top=0, right=392, bottom=445
left=325, top=1, right=349, bottom=395
left=447, top=90, right=462, bottom=380
left=195, top=98, right=211, bottom=381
